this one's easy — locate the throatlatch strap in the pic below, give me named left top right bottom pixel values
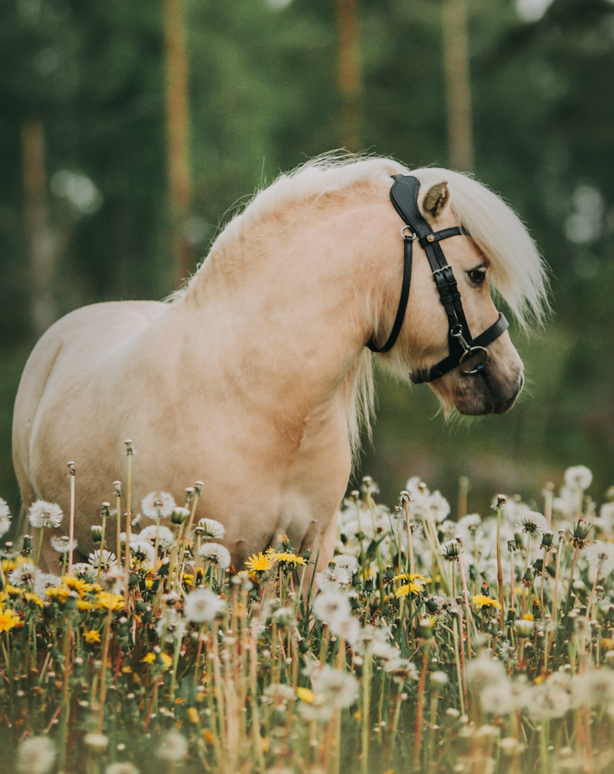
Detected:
left=367, top=233, right=413, bottom=353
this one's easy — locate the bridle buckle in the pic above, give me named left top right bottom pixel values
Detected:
left=451, top=325, right=488, bottom=374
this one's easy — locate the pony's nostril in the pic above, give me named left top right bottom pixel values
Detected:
left=519, top=371, right=525, bottom=391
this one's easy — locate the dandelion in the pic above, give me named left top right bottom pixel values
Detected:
left=96, top=592, right=124, bottom=611
left=138, top=524, right=174, bottom=552
left=263, top=683, right=295, bottom=710
left=313, top=591, right=352, bottom=627
left=585, top=541, right=614, bottom=575
left=245, top=551, right=273, bottom=578
left=198, top=542, right=231, bottom=569
left=458, top=513, right=482, bottom=532
left=28, top=501, right=63, bottom=529
left=8, top=562, right=41, bottom=590
left=526, top=682, right=570, bottom=720
left=84, top=733, right=109, bottom=749
left=71, top=562, right=97, bottom=581
left=0, top=499, right=10, bottom=537
left=480, top=680, right=516, bottom=715
left=471, top=594, right=502, bottom=611
left=16, top=736, right=56, bottom=774
left=156, top=730, right=188, bottom=761
left=429, top=491, right=451, bottom=523
left=198, top=518, right=226, bottom=540
left=441, top=540, right=461, bottom=562
left=334, top=554, right=359, bottom=574
left=141, top=491, right=176, bottom=519
left=156, top=608, right=187, bottom=642
left=184, top=588, right=226, bottom=623
left=129, top=539, right=156, bottom=570
left=0, top=608, right=20, bottom=633
left=271, top=550, right=307, bottom=569
left=106, top=764, right=140, bottom=774
left=517, top=511, right=548, bottom=536
left=142, top=651, right=173, bottom=670
left=313, top=665, right=359, bottom=709
left=569, top=668, right=614, bottom=707
left=564, top=465, right=593, bottom=491
left=50, top=535, right=78, bottom=553
left=84, top=629, right=101, bottom=644
left=466, top=655, right=507, bottom=689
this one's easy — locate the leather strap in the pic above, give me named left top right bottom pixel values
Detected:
left=410, top=313, right=509, bottom=383
left=367, top=233, right=413, bottom=353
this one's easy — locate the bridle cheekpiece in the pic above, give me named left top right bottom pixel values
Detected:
left=367, top=174, right=509, bottom=383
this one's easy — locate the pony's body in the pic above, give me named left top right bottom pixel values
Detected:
left=12, top=156, right=548, bottom=571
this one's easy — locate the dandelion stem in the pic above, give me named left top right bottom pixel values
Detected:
left=67, top=461, right=76, bottom=575
left=413, top=639, right=431, bottom=766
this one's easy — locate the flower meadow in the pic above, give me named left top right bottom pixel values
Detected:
left=1, top=462, right=614, bottom=774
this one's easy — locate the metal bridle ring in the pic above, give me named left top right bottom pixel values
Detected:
left=459, top=346, right=488, bottom=375
left=400, top=226, right=416, bottom=240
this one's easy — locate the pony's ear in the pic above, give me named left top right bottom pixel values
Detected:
left=423, top=181, right=450, bottom=219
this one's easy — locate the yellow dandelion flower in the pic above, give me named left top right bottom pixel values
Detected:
left=183, top=573, right=194, bottom=587
left=122, top=666, right=132, bottom=674
left=0, top=608, right=20, bottom=633
left=296, top=687, right=314, bottom=704
left=142, top=652, right=156, bottom=665
left=45, top=586, right=70, bottom=603
left=84, top=629, right=101, bottom=644
left=245, top=552, right=273, bottom=575
left=24, top=592, right=45, bottom=607
left=471, top=594, right=502, bottom=610
left=77, top=600, right=94, bottom=611
left=394, top=580, right=425, bottom=597
left=142, top=651, right=172, bottom=670
left=188, top=707, right=199, bottom=724
left=96, top=592, right=124, bottom=611
left=62, top=576, right=93, bottom=595
left=273, top=552, right=306, bottom=569
left=4, top=584, right=23, bottom=598
left=523, top=613, right=534, bottom=621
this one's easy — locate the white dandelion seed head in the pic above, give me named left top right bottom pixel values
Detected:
left=129, top=539, right=156, bottom=570
left=84, top=733, right=109, bottom=748
left=569, top=668, right=614, bottom=708
left=458, top=513, right=482, bottom=532
left=36, top=573, right=61, bottom=596
left=17, top=735, right=56, bottom=774
left=71, top=562, right=97, bottom=582
left=429, top=491, right=451, bottom=523
left=102, top=566, right=124, bottom=593
left=8, top=562, right=42, bottom=590
left=564, top=465, right=593, bottom=491
left=197, top=518, right=226, bottom=540
left=333, top=554, right=359, bottom=574
left=156, top=730, right=187, bottom=761
left=50, top=535, right=78, bottom=554
left=263, top=683, right=295, bottom=710
left=598, top=503, right=614, bottom=532
left=585, top=541, right=614, bottom=575
left=0, top=497, right=10, bottom=520
left=106, top=764, right=140, bottom=774
left=198, top=542, right=231, bottom=569
left=517, top=511, right=548, bottom=536
left=313, top=665, right=359, bottom=709
left=480, top=678, right=515, bottom=716
left=526, top=682, right=570, bottom=720
left=88, top=549, right=118, bottom=570
left=141, top=491, right=177, bottom=520
left=313, top=591, right=351, bottom=627
left=184, top=588, right=226, bottom=623
left=330, top=615, right=361, bottom=643
left=138, top=524, right=175, bottom=552
left=466, top=655, right=507, bottom=689
left=156, top=608, right=187, bottom=642
left=28, top=500, right=63, bottom=529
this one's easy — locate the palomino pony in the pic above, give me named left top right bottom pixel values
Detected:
left=12, top=154, right=548, bottom=573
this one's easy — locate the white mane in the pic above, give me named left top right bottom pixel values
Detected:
left=172, top=152, right=549, bottom=454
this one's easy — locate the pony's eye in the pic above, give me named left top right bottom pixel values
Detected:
left=467, top=267, right=487, bottom=286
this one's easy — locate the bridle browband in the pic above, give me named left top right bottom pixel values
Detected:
left=367, top=174, right=509, bottom=384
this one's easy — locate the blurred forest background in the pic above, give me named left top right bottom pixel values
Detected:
left=1, top=0, right=613, bottom=518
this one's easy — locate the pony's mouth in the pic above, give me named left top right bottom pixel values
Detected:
left=451, top=368, right=524, bottom=416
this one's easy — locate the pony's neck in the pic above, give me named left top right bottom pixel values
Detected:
left=180, top=190, right=402, bottom=426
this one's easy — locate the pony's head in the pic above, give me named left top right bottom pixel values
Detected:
left=377, top=165, right=549, bottom=417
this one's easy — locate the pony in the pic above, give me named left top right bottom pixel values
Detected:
left=12, top=153, right=548, bottom=573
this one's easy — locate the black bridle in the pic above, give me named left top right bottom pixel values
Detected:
left=367, top=174, right=509, bottom=384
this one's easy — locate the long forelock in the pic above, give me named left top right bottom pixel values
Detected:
left=410, top=167, right=550, bottom=331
